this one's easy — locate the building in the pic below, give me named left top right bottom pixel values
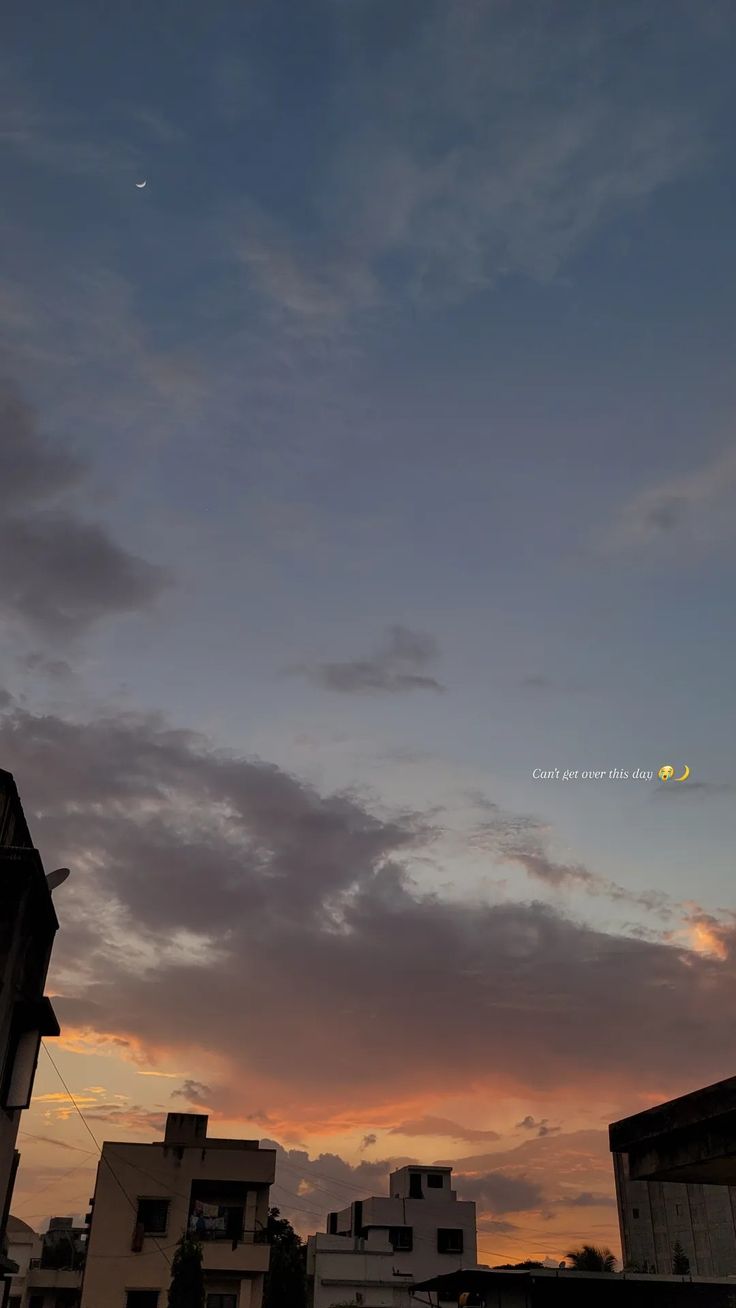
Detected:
left=1, top=772, right=64, bottom=1307
left=609, top=1075, right=736, bottom=1187
left=308, top=1166, right=477, bottom=1308
left=80, top=1113, right=275, bottom=1308
left=613, top=1151, right=736, bottom=1276
left=412, top=1266, right=736, bottom=1307
left=5, top=1218, right=40, bottom=1308
left=7, top=1217, right=84, bottom=1308
left=610, top=1076, right=736, bottom=1277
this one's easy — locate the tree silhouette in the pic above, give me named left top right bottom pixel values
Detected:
left=263, top=1207, right=306, bottom=1308
left=672, top=1241, right=691, bottom=1275
left=167, top=1234, right=205, bottom=1308
left=566, top=1244, right=616, bottom=1272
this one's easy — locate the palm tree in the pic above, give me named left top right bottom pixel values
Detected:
left=565, top=1244, right=617, bottom=1272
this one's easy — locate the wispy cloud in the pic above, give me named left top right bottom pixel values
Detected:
left=288, top=625, right=445, bottom=695
left=389, top=1117, right=500, bottom=1144
left=607, top=446, right=736, bottom=554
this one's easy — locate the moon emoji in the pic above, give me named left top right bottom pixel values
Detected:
left=675, top=764, right=690, bottom=782
left=135, top=180, right=147, bottom=188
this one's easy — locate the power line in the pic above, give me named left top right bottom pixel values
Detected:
left=40, top=1043, right=172, bottom=1270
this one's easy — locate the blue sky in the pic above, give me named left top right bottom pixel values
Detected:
left=3, top=0, right=736, bottom=1261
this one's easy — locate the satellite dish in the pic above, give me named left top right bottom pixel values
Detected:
left=46, top=867, right=70, bottom=892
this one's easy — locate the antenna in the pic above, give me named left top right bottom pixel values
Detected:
left=46, top=867, right=70, bottom=892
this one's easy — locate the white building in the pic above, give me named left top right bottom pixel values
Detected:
left=80, top=1113, right=275, bottom=1308
left=6, top=1216, right=83, bottom=1308
left=307, top=1166, right=476, bottom=1308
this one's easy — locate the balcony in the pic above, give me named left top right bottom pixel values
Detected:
left=199, top=1237, right=270, bottom=1276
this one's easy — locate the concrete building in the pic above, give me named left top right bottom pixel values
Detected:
left=609, top=1074, right=736, bottom=1187
left=308, top=1166, right=476, bottom=1308
left=613, top=1150, right=736, bottom=1276
left=80, top=1113, right=275, bottom=1308
left=5, top=1218, right=40, bottom=1308
left=610, top=1076, right=736, bottom=1276
left=7, top=1217, right=84, bottom=1308
left=1, top=772, right=63, bottom=1307
left=413, top=1266, right=736, bottom=1307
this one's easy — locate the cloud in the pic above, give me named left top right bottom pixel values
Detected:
left=455, top=1171, right=542, bottom=1216
left=0, top=382, right=170, bottom=637
left=236, top=2, right=704, bottom=318
left=289, top=625, right=445, bottom=695
left=360, top=1134, right=377, bottom=1151
left=172, top=1080, right=213, bottom=1108
left=608, top=446, right=736, bottom=554
left=389, top=1117, right=500, bottom=1144
left=5, top=702, right=736, bottom=1132
left=556, top=1191, right=617, bottom=1209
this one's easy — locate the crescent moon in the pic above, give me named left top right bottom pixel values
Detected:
left=135, top=180, right=147, bottom=188
left=675, top=765, right=690, bottom=782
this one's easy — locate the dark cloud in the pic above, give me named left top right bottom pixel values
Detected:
left=516, top=1117, right=559, bottom=1138
left=0, top=381, right=170, bottom=637
left=4, top=704, right=736, bottom=1123
left=455, top=1171, right=542, bottom=1216
left=652, top=780, right=735, bottom=799
left=172, top=1080, right=212, bottom=1107
left=0, top=383, right=82, bottom=503
left=17, top=652, right=73, bottom=680
left=389, top=1117, right=500, bottom=1144
left=360, top=1134, right=377, bottom=1151
left=0, top=689, right=13, bottom=709
left=643, top=493, right=690, bottom=533
left=556, top=1191, right=617, bottom=1209
left=289, top=625, right=445, bottom=695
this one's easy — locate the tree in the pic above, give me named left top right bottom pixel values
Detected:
left=672, top=1241, right=691, bottom=1276
left=565, top=1245, right=617, bottom=1273
left=168, top=1235, right=205, bottom=1308
left=493, top=1262, right=544, bottom=1270
left=263, top=1207, right=307, bottom=1308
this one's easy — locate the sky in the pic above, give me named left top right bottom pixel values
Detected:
left=3, top=0, right=736, bottom=1268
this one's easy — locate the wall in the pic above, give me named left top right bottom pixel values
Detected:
left=80, top=1133, right=274, bottom=1308
left=615, top=1150, right=736, bottom=1276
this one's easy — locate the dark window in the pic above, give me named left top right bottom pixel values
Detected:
left=206, top=1297, right=237, bottom=1308
left=126, top=1293, right=160, bottom=1308
left=389, top=1226, right=413, bottom=1252
left=327, top=1212, right=338, bottom=1234
left=437, top=1228, right=464, bottom=1255
left=409, top=1172, right=423, bottom=1199
left=426, top=1173, right=444, bottom=1189
left=352, top=1200, right=364, bottom=1237
left=29, top=1298, right=44, bottom=1308
left=8, top=1297, right=21, bottom=1308
left=633, top=1208, right=640, bottom=1219
left=136, top=1199, right=170, bottom=1235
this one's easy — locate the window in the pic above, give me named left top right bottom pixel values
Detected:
left=126, top=1293, right=160, bottom=1308
left=8, top=1297, right=21, bottom=1308
left=437, top=1229, right=464, bottom=1255
left=389, top=1226, right=413, bottom=1252
left=426, top=1173, right=444, bottom=1189
left=136, top=1199, right=170, bottom=1235
left=409, top=1172, right=423, bottom=1199
left=632, top=1208, right=640, bottom=1219
left=29, top=1298, right=43, bottom=1308
left=206, top=1297, right=237, bottom=1308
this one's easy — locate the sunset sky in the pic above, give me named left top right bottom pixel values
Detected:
left=3, top=0, right=736, bottom=1268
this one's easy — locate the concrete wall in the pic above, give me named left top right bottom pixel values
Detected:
left=614, top=1149, right=736, bottom=1276
left=307, top=1233, right=414, bottom=1308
